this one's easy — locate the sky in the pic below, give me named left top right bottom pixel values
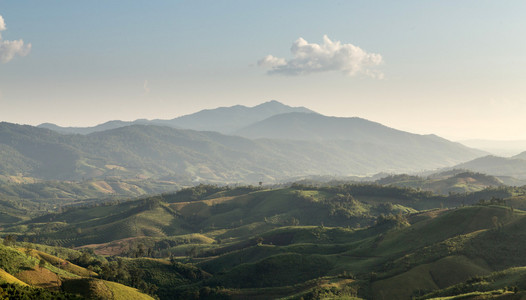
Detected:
left=1, top=1, right=526, bottom=141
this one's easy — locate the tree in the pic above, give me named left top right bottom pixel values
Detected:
left=187, top=246, right=198, bottom=258
left=3, top=235, right=16, bottom=247
left=39, top=259, right=46, bottom=272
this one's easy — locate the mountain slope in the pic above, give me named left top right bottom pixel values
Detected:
left=376, top=171, right=505, bottom=195
left=38, top=119, right=154, bottom=135
left=1, top=122, right=485, bottom=182
left=234, top=112, right=411, bottom=142
left=38, top=100, right=314, bottom=135
left=155, top=100, right=315, bottom=133
left=453, top=155, right=526, bottom=179
left=513, top=151, right=526, bottom=160
left=234, top=112, right=485, bottom=166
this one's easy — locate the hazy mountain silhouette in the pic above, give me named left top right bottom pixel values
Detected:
left=452, top=154, right=526, bottom=178
left=1, top=120, right=484, bottom=182
left=38, top=100, right=314, bottom=135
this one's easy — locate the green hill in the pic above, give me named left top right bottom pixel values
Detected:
left=3, top=184, right=526, bottom=299
left=376, top=171, right=505, bottom=195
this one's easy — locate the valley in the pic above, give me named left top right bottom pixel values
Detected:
left=1, top=102, right=526, bottom=299
left=3, top=2, right=526, bottom=298
left=2, top=181, right=526, bottom=299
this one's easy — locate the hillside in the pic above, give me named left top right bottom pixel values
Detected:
left=0, top=242, right=155, bottom=299
left=2, top=184, right=526, bottom=299
left=0, top=177, right=182, bottom=225
left=376, top=171, right=505, bottom=195
left=0, top=121, right=484, bottom=183
left=235, top=112, right=424, bottom=142
left=513, top=151, right=526, bottom=160
left=453, top=155, right=526, bottom=179
left=38, top=100, right=314, bottom=135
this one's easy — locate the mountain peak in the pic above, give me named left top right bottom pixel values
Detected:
left=254, top=100, right=285, bottom=107
left=253, top=100, right=313, bottom=111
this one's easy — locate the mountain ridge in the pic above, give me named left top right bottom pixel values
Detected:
left=38, top=100, right=315, bottom=135
left=451, top=154, right=526, bottom=179
left=1, top=121, right=484, bottom=182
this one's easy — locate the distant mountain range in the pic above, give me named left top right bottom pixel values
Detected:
left=38, top=100, right=315, bottom=135
left=451, top=152, right=526, bottom=179
left=1, top=101, right=487, bottom=183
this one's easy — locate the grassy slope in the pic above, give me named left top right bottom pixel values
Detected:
left=0, top=268, right=28, bottom=286
left=4, top=185, right=526, bottom=299
left=0, top=243, right=155, bottom=299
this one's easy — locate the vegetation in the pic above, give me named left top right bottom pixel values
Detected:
left=1, top=182, right=526, bottom=299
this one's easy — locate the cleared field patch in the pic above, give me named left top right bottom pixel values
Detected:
left=15, top=266, right=62, bottom=289
left=104, top=280, right=155, bottom=300
left=30, top=249, right=96, bottom=277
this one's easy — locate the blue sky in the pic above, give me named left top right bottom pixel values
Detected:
left=1, top=1, right=525, bottom=140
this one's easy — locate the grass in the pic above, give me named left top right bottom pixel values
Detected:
left=207, top=252, right=334, bottom=289
left=371, top=255, right=491, bottom=299
left=0, top=268, right=28, bottom=286
left=30, top=249, right=96, bottom=277
left=104, top=280, right=155, bottom=300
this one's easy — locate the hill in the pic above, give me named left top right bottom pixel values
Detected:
left=513, top=151, right=526, bottom=160
left=376, top=171, right=505, bottom=195
left=0, top=242, right=156, bottom=299
left=0, top=177, right=182, bottom=225
left=452, top=155, right=526, bottom=179
left=38, top=100, right=314, bottom=135
left=0, top=121, right=485, bottom=183
left=2, top=184, right=526, bottom=299
left=3, top=183, right=514, bottom=250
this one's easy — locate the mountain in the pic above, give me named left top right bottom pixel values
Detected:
left=235, top=111, right=469, bottom=146
left=38, top=100, right=314, bottom=135
left=154, top=100, right=315, bottom=133
left=0, top=121, right=484, bottom=182
left=38, top=119, right=154, bottom=135
left=452, top=155, right=526, bottom=179
left=514, top=150, right=526, bottom=160
left=234, top=112, right=485, bottom=165
left=2, top=121, right=485, bottom=182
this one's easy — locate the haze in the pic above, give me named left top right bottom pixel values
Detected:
left=1, top=1, right=526, bottom=141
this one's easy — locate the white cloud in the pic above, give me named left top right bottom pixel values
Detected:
left=0, top=15, right=31, bottom=63
left=258, top=35, right=383, bottom=78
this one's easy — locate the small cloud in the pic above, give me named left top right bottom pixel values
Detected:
left=258, top=35, right=383, bottom=78
left=143, top=80, right=151, bottom=95
left=258, top=55, right=286, bottom=68
left=0, top=16, right=6, bottom=31
left=0, top=15, right=31, bottom=64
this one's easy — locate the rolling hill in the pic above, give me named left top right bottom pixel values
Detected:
left=2, top=183, right=526, bottom=299
left=376, top=171, right=505, bottom=195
